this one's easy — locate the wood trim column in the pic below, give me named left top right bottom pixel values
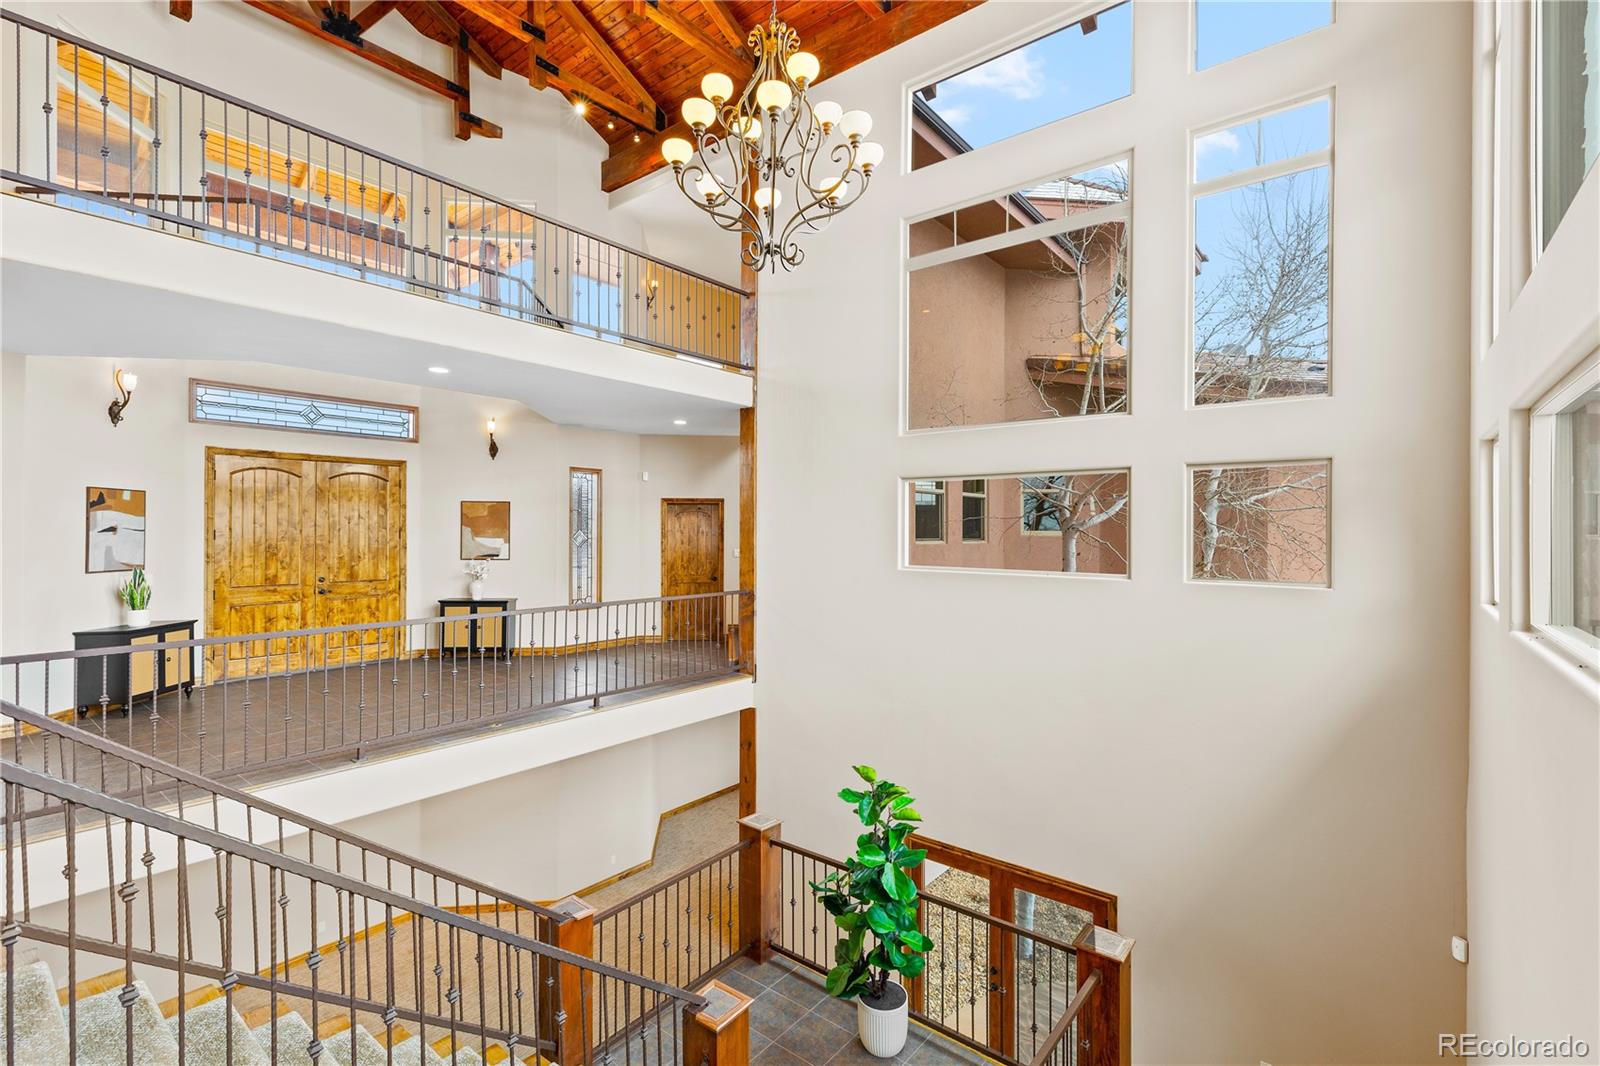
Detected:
left=1073, top=925, right=1133, bottom=1066
left=738, top=707, right=757, bottom=817
left=738, top=406, right=756, bottom=675
left=549, top=895, right=597, bottom=1066
left=738, top=814, right=781, bottom=963
left=683, top=980, right=754, bottom=1066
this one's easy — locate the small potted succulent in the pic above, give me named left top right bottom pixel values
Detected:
left=118, top=568, right=152, bottom=627
left=810, top=766, right=930, bottom=1057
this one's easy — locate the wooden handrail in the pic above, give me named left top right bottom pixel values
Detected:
left=1027, top=969, right=1099, bottom=1066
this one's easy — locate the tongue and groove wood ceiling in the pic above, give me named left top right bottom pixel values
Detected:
left=188, top=2, right=980, bottom=192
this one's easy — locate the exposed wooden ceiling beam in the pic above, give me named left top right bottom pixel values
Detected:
left=527, top=2, right=548, bottom=89
left=409, top=0, right=503, bottom=78
left=352, top=0, right=399, bottom=31
left=603, top=0, right=982, bottom=192
left=455, top=1, right=548, bottom=87
left=169, top=1, right=193, bottom=21
left=700, top=0, right=746, bottom=51
left=635, top=0, right=750, bottom=72
left=854, top=0, right=891, bottom=16
left=551, top=1, right=656, bottom=115
left=237, top=1, right=502, bottom=137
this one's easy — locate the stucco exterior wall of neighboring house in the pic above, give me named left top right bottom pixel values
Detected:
left=907, top=475, right=1129, bottom=576
left=907, top=220, right=1008, bottom=428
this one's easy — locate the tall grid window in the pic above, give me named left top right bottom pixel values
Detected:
left=913, top=481, right=946, bottom=542
left=1191, top=95, right=1332, bottom=404
left=962, top=480, right=987, bottom=542
left=570, top=468, right=601, bottom=603
left=1536, top=0, right=1600, bottom=249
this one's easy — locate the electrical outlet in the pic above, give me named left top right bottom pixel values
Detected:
left=1451, top=936, right=1468, bottom=963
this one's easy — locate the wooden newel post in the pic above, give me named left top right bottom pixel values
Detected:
left=738, top=814, right=781, bottom=963
left=549, top=895, right=597, bottom=1066
left=1073, top=925, right=1133, bottom=1066
left=682, top=980, right=755, bottom=1066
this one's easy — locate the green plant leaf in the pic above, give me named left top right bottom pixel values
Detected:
left=856, top=844, right=887, bottom=866
left=857, top=795, right=874, bottom=826
left=899, top=954, right=927, bottom=979
left=900, top=930, right=931, bottom=952
left=825, top=964, right=854, bottom=997
left=897, top=848, right=928, bottom=867
left=835, top=911, right=866, bottom=932
left=881, top=865, right=916, bottom=903
left=890, top=795, right=916, bottom=811
left=866, top=905, right=896, bottom=935
left=893, top=807, right=922, bottom=822
left=838, top=788, right=866, bottom=805
left=854, top=765, right=878, bottom=784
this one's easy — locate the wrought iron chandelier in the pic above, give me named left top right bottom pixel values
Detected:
left=660, top=6, right=883, bottom=273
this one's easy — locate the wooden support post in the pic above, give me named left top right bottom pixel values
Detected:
left=737, top=708, right=756, bottom=818
left=549, top=895, right=597, bottom=1066
left=738, top=405, right=755, bottom=674
left=737, top=814, right=780, bottom=963
left=1073, top=925, right=1133, bottom=1066
left=683, top=980, right=754, bottom=1066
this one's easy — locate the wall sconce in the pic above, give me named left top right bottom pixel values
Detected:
left=486, top=417, right=499, bottom=460
left=107, top=368, right=138, bottom=427
left=646, top=278, right=659, bottom=311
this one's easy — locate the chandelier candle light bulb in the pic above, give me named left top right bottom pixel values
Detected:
left=661, top=6, right=875, bottom=272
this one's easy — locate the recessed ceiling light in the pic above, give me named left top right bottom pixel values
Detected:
left=427, top=366, right=450, bottom=374
left=673, top=419, right=688, bottom=426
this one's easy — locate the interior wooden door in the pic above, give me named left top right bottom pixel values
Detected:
left=661, top=499, right=724, bottom=640
left=311, top=459, right=406, bottom=667
left=206, top=450, right=316, bottom=679
left=206, top=448, right=406, bottom=679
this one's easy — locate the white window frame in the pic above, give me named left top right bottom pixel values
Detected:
left=904, top=150, right=1134, bottom=434
left=1480, top=434, right=1503, bottom=610
left=1187, top=89, right=1336, bottom=409
left=1185, top=458, right=1333, bottom=589
left=1189, top=0, right=1337, bottom=74
left=961, top=480, right=988, bottom=543
left=1528, top=353, right=1600, bottom=666
left=901, top=0, right=1134, bottom=177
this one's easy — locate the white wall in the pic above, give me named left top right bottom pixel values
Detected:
left=1466, top=0, right=1600, bottom=1055
left=0, top=354, right=739, bottom=672
left=754, top=2, right=1472, bottom=1063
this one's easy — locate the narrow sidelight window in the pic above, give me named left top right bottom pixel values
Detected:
left=1536, top=0, right=1600, bottom=248
left=570, top=468, right=602, bottom=603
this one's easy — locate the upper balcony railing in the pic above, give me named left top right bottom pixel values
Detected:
left=0, top=10, right=750, bottom=370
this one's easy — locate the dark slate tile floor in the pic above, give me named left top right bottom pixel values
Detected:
left=718, top=957, right=997, bottom=1066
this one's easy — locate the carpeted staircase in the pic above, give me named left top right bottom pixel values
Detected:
left=1, top=958, right=499, bottom=1065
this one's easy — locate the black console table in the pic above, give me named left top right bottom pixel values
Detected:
left=438, top=598, right=518, bottom=659
left=72, top=619, right=197, bottom=714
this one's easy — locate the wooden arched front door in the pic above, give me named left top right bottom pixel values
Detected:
left=205, top=447, right=406, bottom=680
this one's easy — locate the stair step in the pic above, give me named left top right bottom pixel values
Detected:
left=61, top=979, right=180, bottom=1065
left=250, top=1010, right=318, bottom=1066
left=168, top=996, right=270, bottom=1065
left=323, top=1022, right=393, bottom=1066
left=0, top=959, right=71, bottom=1066
left=393, top=1031, right=448, bottom=1066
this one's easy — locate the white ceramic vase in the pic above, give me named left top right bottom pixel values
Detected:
left=856, top=983, right=909, bottom=1058
left=468, top=579, right=485, bottom=600
left=125, top=608, right=150, bottom=628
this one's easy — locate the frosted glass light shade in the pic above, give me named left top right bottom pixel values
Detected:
left=756, top=80, right=793, bottom=113
left=661, top=137, right=694, bottom=166
left=785, top=51, right=820, bottom=85
left=812, top=100, right=842, bottom=128
left=754, top=187, right=782, bottom=211
left=855, top=141, right=885, bottom=171
left=701, top=72, right=734, bottom=103
left=732, top=115, right=763, bottom=141
left=120, top=371, right=139, bottom=391
left=839, top=109, right=872, bottom=140
left=695, top=174, right=722, bottom=201
left=682, top=97, right=716, bottom=129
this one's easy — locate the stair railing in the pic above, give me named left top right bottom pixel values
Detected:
left=0, top=10, right=751, bottom=369
left=2, top=590, right=751, bottom=793
left=1, top=755, right=708, bottom=1066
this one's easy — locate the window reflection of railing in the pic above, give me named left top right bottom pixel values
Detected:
left=0, top=11, right=750, bottom=370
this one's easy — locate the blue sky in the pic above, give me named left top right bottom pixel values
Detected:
left=1194, top=96, right=1329, bottom=182
left=918, top=0, right=1332, bottom=157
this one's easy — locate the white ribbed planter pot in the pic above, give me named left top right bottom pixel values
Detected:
left=124, top=608, right=150, bottom=628
left=856, top=983, right=909, bottom=1058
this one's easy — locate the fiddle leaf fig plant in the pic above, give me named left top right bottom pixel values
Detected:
left=809, top=765, right=931, bottom=1001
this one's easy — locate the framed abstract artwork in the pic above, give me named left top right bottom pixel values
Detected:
left=460, top=500, right=511, bottom=560
left=86, top=486, right=147, bottom=572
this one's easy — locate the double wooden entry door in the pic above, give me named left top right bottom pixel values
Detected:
left=205, top=447, right=406, bottom=680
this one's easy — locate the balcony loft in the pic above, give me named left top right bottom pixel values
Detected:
left=0, top=11, right=751, bottom=435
